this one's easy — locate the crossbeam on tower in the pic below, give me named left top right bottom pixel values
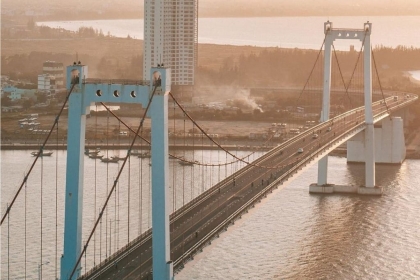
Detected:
left=61, top=64, right=173, bottom=280
left=312, top=21, right=382, bottom=195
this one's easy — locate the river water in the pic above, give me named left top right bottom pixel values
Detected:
left=177, top=157, right=420, bottom=279
left=1, top=149, right=420, bottom=279
left=37, top=16, right=420, bottom=50
left=408, top=70, right=420, bottom=83
left=0, top=149, right=261, bottom=279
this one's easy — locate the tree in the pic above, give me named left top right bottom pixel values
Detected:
left=1, top=96, right=11, bottom=107
left=35, top=92, right=47, bottom=103
left=22, top=99, right=33, bottom=110
left=27, top=18, right=35, bottom=30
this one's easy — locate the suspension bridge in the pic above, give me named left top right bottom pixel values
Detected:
left=1, top=22, right=418, bottom=280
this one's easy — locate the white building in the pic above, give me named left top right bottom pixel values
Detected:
left=143, top=0, right=198, bottom=86
left=43, top=61, right=64, bottom=88
left=38, top=74, right=56, bottom=92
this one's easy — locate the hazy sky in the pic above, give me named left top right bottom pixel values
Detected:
left=2, top=0, right=420, bottom=17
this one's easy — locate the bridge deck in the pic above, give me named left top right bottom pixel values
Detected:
left=81, top=95, right=417, bottom=279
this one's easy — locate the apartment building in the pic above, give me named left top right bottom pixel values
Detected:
left=143, top=0, right=198, bottom=86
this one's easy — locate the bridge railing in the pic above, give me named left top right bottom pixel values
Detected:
left=79, top=228, right=152, bottom=279
left=173, top=113, right=372, bottom=268
left=80, top=92, right=417, bottom=279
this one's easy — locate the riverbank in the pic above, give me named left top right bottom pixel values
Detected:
left=406, top=71, right=420, bottom=86
left=0, top=36, right=272, bottom=72
left=4, top=143, right=420, bottom=160
left=0, top=142, right=271, bottom=151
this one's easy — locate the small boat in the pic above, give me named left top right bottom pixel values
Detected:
left=111, top=155, right=125, bottom=161
left=89, top=154, right=104, bottom=159
left=137, top=152, right=151, bottom=158
left=31, top=151, right=53, bottom=157
left=178, top=160, right=198, bottom=166
left=101, top=157, right=119, bottom=163
left=85, top=148, right=100, bottom=155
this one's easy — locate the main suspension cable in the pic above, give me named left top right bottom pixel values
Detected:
left=100, top=102, right=260, bottom=167
left=170, top=92, right=285, bottom=170
left=371, top=47, right=392, bottom=118
left=297, top=32, right=328, bottom=102
left=331, top=31, right=366, bottom=109
left=68, top=83, right=159, bottom=279
left=1, top=81, right=77, bottom=225
left=332, top=44, right=354, bottom=107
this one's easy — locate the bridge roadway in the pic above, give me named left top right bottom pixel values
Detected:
left=81, top=94, right=416, bottom=280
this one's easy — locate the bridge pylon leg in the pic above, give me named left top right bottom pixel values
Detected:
left=316, top=22, right=333, bottom=186
left=359, top=24, right=382, bottom=195
left=310, top=21, right=382, bottom=195
left=60, top=65, right=175, bottom=279
left=150, top=68, right=174, bottom=280
left=61, top=65, right=87, bottom=280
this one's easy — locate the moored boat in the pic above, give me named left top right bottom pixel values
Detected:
left=101, top=157, right=119, bottom=163
left=111, top=155, right=125, bottom=161
left=137, top=152, right=151, bottom=158
left=85, top=148, right=101, bottom=155
left=178, top=160, right=198, bottom=166
left=31, top=151, right=53, bottom=157
left=89, top=154, right=104, bottom=159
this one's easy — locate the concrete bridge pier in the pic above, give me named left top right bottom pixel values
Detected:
left=310, top=117, right=405, bottom=195
left=347, top=117, right=406, bottom=164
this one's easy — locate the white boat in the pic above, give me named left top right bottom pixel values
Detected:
left=111, top=155, right=125, bottom=161
left=137, top=152, right=151, bottom=158
left=101, top=157, right=119, bottom=163
left=178, top=160, right=199, bottom=166
left=89, top=154, right=104, bottom=159
left=85, top=148, right=100, bottom=155
left=31, top=151, right=53, bottom=157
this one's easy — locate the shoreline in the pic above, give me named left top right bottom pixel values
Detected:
left=0, top=143, right=272, bottom=152
left=3, top=144, right=420, bottom=160
left=406, top=71, right=420, bottom=86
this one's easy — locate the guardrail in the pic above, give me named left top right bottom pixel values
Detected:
left=81, top=93, right=417, bottom=279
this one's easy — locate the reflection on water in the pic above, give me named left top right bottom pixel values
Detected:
left=408, top=70, right=420, bottom=82
left=177, top=158, right=420, bottom=279
left=2, top=152, right=419, bottom=279
left=0, top=149, right=262, bottom=279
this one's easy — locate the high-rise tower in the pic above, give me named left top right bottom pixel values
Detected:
left=143, top=0, right=198, bottom=86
